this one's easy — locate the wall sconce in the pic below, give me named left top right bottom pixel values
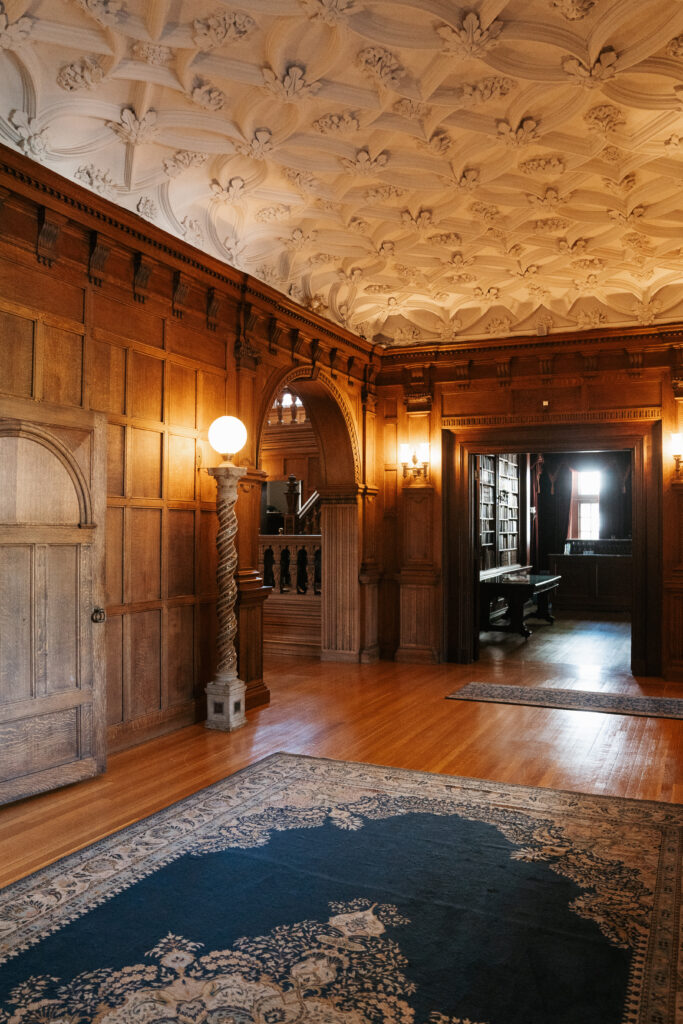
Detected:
left=672, top=432, right=683, bottom=477
left=205, top=415, right=248, bottom=732
left=400, top=442, right=430, bottom=480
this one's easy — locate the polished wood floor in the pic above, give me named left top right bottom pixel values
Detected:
left=1, top=614, right=682, bottom=888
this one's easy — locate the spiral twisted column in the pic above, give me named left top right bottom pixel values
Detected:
left=205, top=462, right=247, bottom=731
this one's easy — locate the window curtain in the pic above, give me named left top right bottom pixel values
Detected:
left=535, top=451, right=632, bottom=569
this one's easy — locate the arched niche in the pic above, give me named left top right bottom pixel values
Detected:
left=258, top=368, right=363, bottom=661
left=0, top=423, right=93, bottom=526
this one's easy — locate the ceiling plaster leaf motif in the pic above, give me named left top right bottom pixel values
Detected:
left=365, top=282, right=393, bottom=293
left=349, top=216, right=370, bottom=233
left=519, top=154, right=565, bottom=175
left=340, top=148, right=389, bottom=175
left=533, top=217, right=571, bottom=232
left=181, top=216, right=204, bottom=246
left=558, top=235, right=588, bottom=254
left=283, top=227, right=318, bottom=250
left=632, top=298, right=661, bottom=325
left=623, top=231, right=653, bottom=254
left=664, top=134, right=680, bottom=149
left=601, top=144, right=624, bottom=163
left=486, top=315, right=512, bottom=335
left=223, top=236, right=245, bottom=267
left=10, top=112, right=49, bottom=159
left=236, top=129, right=273, bottom=160
left=453, top=168, right=480, bottom=190
left=474, top=286, right=500, bottom=305
left=572, top=256, right=605, bottom=273
left=393, top=98, right=430, bottom=121
left=437, top=13, right=503, bottom=58
left=449, top=271, right=477, bottom=284
left=299, top=0, right=355, bottom=25
left=257, top=205, right=291, bottom=222
left=74, top=163, right=115, bottom=196
left=131, top=43, right=172, bottom=66
left=584, top=103, right=625, bottom=133
left=75, top=0, right=126, bottom=27
left=356, top=47, right=405, bottom=88
left=257, top=264, right=282, bottom=287
left=429, top=232, right=462, bottom=247
left=575, top=307, right=607, bottom=328
left=393, top=325, right=422, bottom=344
left=571, top=272, right=600, bottom=292
left=312, top=111, right=359, bottom=133
left=526, top=187, right=567, bottom=206
left=0, top=2, right=33, bottom=49
left=107, top=108, right=158, bottom=145
left=470, top=200, right=500, bottom=223
left=419, top=131, right=452, bottom=155
left=163, top=150, right=209, bottom=177
left=562, top=47, right=618, bottom=87
left=262, top=64, right=321, bottom=102
left=365, top=184, right=406, bottom=200
left=459, top=77, right=515, bottom=106
left=191, top=78, right=226, bottom=111
left=56, top=56, right=105, bottom=91
left=449, top=252, right=474, bottom=268
left=193, top=11, right=256, bottom=51
left=607, top=206, right=645, bottom=224
left=136, top=196, right=157, bottom=219
left=284, top=168, right=318, bottom=193
left=211, top=176, right=246, bottom=204
left=602, top=173, right=635, bottom=194
left=338, top=267, right=363, bottom=283
left=307, top=251, right=335, bottom=265
left=378, top=241, right=395, bottom=257
left=497, top=118, right=540, bottom=147
left=550, top=0, right=595, bottom=20
left=667, top=35, right=683, bottom=57
left=401, top=208, right=433, bottom=231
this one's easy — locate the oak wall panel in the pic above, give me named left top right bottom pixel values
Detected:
left=0, top=310, right=33, bottom=398
left=128, top=508, right=162, bottom=603
left=130, top=428, right=162, bottom=498
left=167, top=510, right=195, bottom=597
left=167, top=605, right=195, bottom=706
left=105, top=615, right=123, bottom=727
left=0, top=259, right=83, bottom=322
left=168, top=363, right=196, bottom=428
left=91, top=292, right=163, bottom=348
left=128, top=350, right=163, bottom=422
left=42, top=326, right=83, bottom=407
left=198, top=371, right=226, bottom=431
left=128, top=610, right=162, bottom=719
left=167, top=320, right=226, bottom=369
left=88, top=339, right=126, bottom=415
left=168, top=434, right=196, bottom=501
left=107, top=424, right=125, bottom=496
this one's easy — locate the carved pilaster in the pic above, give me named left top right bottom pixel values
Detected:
left=403, top=364, right=433, bottom=412
left=320, top=496, right=361, bottom=662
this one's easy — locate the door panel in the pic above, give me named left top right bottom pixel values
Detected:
left=0, top=398, right=106, bottom=805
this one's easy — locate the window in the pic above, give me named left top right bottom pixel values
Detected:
left=571, top=470, right=601, bottom=539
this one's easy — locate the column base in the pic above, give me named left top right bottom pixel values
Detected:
left=205, top=673, right=247, bottom=731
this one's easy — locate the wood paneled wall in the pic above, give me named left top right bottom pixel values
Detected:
left=0, top=146, right=376, bottom=750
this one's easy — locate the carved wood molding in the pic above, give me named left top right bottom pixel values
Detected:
left=442, top=407, right=662, bottom=430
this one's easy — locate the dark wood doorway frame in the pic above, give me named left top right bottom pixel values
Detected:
left=443, top=419, right=662, bottom=676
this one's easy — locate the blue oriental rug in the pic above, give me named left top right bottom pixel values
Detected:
left=447, top=682, right=683, bottom=719
left=0, top=754, right=681, bottom=1024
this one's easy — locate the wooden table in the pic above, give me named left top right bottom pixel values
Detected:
left=480, top=573, right=561, bottom=638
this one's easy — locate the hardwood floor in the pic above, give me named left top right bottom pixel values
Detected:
left=1, top=614, right=682, bottom=888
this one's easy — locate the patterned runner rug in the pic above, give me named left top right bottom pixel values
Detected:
left=1, top=753, right=681, bottom=1024
left=447, top=682, right=683, bottom=719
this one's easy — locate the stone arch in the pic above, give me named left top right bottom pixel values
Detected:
left=257, top=367, right=363, bottom=661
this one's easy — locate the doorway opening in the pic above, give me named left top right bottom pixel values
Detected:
left=443, top=420, right=661, bottom=678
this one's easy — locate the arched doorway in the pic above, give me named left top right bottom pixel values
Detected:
left=443, top=418, right=662, bottom=676
left=257, top=369, right=369, bottom=662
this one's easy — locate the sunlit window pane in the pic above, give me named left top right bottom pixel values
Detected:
left=577, top=470, right=600, bottom=496
left=578, top=500, right=599, bottom=538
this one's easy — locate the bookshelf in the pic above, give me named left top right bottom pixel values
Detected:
left=478, top=453, right=521, bottom=572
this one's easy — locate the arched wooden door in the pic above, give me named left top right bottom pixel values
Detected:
left=0, top=397, right=106, bottom=804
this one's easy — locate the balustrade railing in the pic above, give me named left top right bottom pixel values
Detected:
left=259, top=535, right=321, bottom=595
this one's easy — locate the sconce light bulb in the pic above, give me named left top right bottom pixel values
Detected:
left=672, top=432, right=683, bottom=458
left=208, top=416, right=248, bottom=458
left=399, top=443, right=410, bottom=465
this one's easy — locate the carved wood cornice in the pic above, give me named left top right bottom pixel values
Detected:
left=443, top=407, right=662, bottom=430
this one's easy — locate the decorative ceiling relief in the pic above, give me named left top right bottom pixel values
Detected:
left=3, top=0, right=683, bottom=347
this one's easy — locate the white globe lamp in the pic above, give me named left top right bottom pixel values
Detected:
left=208, top=415, right=247, bottom=461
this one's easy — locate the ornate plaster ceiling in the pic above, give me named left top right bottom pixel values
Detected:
left=3, top=0, right=683, bottom=347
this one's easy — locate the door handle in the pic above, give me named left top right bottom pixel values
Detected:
left=91, top=607, right=106, bottom=623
